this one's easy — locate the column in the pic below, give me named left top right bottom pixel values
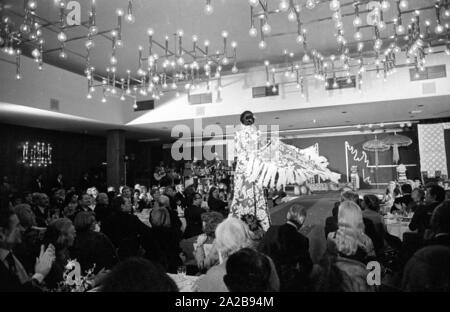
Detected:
left=107, top=129, right=125, bottom=190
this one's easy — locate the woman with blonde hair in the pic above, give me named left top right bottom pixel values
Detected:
left=195, top=216, right=280, bottom=292
left=315, top=201, right=376, bottom=292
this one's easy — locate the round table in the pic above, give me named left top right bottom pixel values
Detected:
left=384, top=217, right=411, bottom=241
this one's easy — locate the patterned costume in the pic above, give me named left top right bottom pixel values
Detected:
left=230, top=124, right=340, bottom=231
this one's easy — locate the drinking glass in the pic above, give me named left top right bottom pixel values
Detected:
left=177, top=265, right=187, bottom=280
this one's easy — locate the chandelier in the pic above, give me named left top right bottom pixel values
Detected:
left=120, top=28, right=238, bottom=106
left=22, top=141, right=53, bottom=167
left=247, top=0, right=450, bottom=93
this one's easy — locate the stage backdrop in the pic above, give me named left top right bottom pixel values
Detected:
left=282, top=130, right=419, bottom=188
left=418, top=122, right=450, bottom=179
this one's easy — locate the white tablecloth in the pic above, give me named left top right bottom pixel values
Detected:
left=168, top=273, right=200, bottom=292
left=384, top=217, right=411, bottom=241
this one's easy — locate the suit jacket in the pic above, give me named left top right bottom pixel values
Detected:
left=184, top=205, right=207, bottom=239
left=424, top=233, right=450, bottom=248
left=409, top=202, right=441, bottom=233
left=259, top=223, right=313, bottom=291
left=0, top=253, right=41, bottom=292
left=32, top=179, right=45, bottom=193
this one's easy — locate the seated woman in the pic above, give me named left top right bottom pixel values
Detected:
left=314, top=201, right=376, bottom=292
left=193, top=211, right=224, bottom=272
left=71, top=211, right=118, bottom=274
left=42, top=218, right=77, bottom=289
left=195, top=217, right=280, bottom=292
left=361, top=195, right=386, bottom=253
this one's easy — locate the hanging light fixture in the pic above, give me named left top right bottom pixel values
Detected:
left=205, top=0, right=214, bottom=15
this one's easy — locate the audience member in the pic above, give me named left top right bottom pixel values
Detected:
left=259, top=204, right=313, bottom=291
left=193, top=211, right=223, bottom=272
left=100, top=257, right=178, bottom=292
left=0, top=207, right=55, bottom=291
left=224, top=248, right=273, bottom=292
left=71, top=211, right=118, bottom=274
left=195, top=217, right=280, bottom=292
left=409, top=184, right=446, bottom=233
left=207, top=187, right=228, bottom=218
left=184, top=193, right=207, bottom=239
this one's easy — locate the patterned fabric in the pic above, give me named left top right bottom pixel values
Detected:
left=418, top=124, right=449, bottom=177
left=230, top=125, right=340, bottom=231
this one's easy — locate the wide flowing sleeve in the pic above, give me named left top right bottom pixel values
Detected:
left=244, top=137, right=341, bottom=190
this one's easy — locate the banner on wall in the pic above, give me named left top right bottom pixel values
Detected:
left=418, top=123, right=450, bottom=178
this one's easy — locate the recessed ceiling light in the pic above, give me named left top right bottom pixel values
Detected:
left=418, top=104, right=424, bottom=107
left=274, top=117, right=280, bottom=119
left=288, top=125, right=293, bottom=127
left=216, top=122, right=221, bottom=124
left=313, top=119, right=317, bottom=123
left=345, top=121, right=351, bottom=123
left=342, top=111, right=347, bottom=114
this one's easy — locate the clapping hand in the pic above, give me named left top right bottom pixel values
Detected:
left=35, top=244, right=55, bottom=277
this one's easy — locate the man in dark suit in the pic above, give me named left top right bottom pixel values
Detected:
left=0, top=207, right=55, bottom=291
left=259, top=204, right=313, bottom=291
left=183, top=193, right=206, bottom=239
left=391, top=183, right=414, bottom=213
left=409, top=184, right=446, bottom=233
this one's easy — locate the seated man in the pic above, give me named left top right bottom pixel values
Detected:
left=259, top=204, right=313, bottom=291
left=409, top=184, right=446, bottom=234
left=0, top=207, right=55, bottom=291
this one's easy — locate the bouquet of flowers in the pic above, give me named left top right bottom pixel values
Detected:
left=54, top=259, right=96, bottom=292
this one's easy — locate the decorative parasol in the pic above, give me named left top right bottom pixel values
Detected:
left=363, top=136, right=390, bottom=184
left=381, top=132, right=412, bottom=164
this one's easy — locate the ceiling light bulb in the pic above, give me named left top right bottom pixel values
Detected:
left=16, top=74, right=21, bottom=80
left=262, top=23, right=271, bottom=35
left=353, top=16, right=362, bottom=27
left=249, top=26, right=258, bottom=37
left=444, top=9, right=450, bottom=17
left=354, top=31, right=362, bottom=41
left=204, top=3, right=214, bottom=15
left=110, top=55, right=118, bottom=65
left=87, top=93, right=92, bottom=99
left=296, top=34, right=305, bottom=44
left=445, top=45, right=450, bottom=55
left=28, top=0, right=37, bottom=10
left=222, top=57, right=229, bottom=65
left=31, top=48, right=40, bottom=59
left=102, top=97, right=107, bottom=103
left=248, top=0, right=259, bottom=7
left=272, top=86, right=277, bottom=93
left=116, top=8, right=124, bottom=16
left=259, top=40, right=267, bottom=49
left=221, top=30, right=228, bottom=38
left=59, top=51, right=67, bottom=59
left=306, top=0, right=316, bottom=9
left=380, top=0, right=390, bottom=11
left=57, top=32, right=67, bottom=42
left=329, top=0, right=340, bottom=12
left=125, top=13, right=135, bottom=24
left=264, top=60, right=270, bottom=66
left=396, top=24, right=406, bottom=34
left=399, top=0, right=408, bottom=10
left=89, top=26, right=98, bottom=35
left=279, top=0, right=289, bottom=12
left=20, top=24, right=31, bottom=34
left=302, top=53, right=310, bottom=63
left=177, top=57, right=185, bottom=65
left=232, top=65, right=238, bottom=73
left=85, top=40, right=95, bottom=49
left=378, top=21, right=386, bottom=30
left=435, top=24, right=444, bottom=34
left=288, top=10, right=297, bottom=22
